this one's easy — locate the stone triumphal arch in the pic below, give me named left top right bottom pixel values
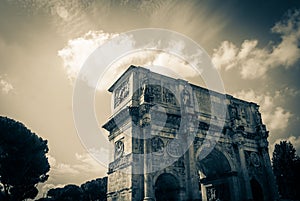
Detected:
left=103, top=66, right=278, bottom=201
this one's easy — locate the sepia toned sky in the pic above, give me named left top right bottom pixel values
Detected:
left=0, top=0, right=300, bottom=197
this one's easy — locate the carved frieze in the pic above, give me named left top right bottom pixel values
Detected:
left=142, top=82, right=178, bottom=106
left=109, top=153, right=132, bottom=172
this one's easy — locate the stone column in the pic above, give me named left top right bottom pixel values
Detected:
left=199, top=171, right=208, bottom=201
left=179, top=83, right=200, bottom=200
left=182, top=115, right=192, bottom=200
left=234, top=134, right=253, bottom=200
left=143, top=115, right=154, bottom=201
left=185, top=115, right=201, bottom=201
left=189, top=142, right=202, bottom=201
left=184, top=147, right=192, bottom=199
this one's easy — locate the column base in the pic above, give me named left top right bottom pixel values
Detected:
left=143, top=197, right=155, bottom=201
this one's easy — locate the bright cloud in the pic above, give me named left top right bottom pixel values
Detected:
left=36, top=152, right=106, bottom=199
left=234, top=90, right=292, bottom=131
left=58, top=30, right=119, bottom=81
left=0, top=77, right=13, bottom=94
left=45, top=153, right=105, bottom=188
left=47, top=152, right=106, bottom=182
left=59, top=30, right=202, bottom=91
left=267, top=107, right=293, bottom=131
left=211, top=41, right=238, bottom=71
left=212, top=10, right=300, bottom=79
left=280, top=87, right=300, bottom=97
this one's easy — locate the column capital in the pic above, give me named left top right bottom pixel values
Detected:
left=233, top=133, right=245, bottom=146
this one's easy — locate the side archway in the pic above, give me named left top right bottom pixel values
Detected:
left=250, top=178, right=264, bottom=201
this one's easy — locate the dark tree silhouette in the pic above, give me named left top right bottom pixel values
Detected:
left=0, top=116, right=50, bottom=201
left=81, top=177, right=107, bottom=201
left=272, top=140, right=300, bottom=199
left=42, top=177, right=107, bottom=201
left=47, top=185, right=83, bottom=201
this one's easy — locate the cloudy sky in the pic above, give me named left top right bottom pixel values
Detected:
left=0, top=0, right=300, bottom=197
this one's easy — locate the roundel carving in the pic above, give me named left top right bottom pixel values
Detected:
left=250, top=152, right=260, bottom=167
left=166, top=139, right=183, bottom=157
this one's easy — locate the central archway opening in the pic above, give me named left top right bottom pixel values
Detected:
left=155, top=173, right=180, bottom=201
left=197, top=149, right=233, bottom=201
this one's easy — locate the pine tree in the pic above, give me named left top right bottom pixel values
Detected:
left=272, top=140, right=299, bottom=199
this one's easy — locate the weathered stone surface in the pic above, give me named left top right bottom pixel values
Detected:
left=103, top=66, right=278, bottom=201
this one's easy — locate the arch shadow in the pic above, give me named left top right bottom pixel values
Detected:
left=155, top=173, right=180, bottom=201
left=251, top=178, right=264, bottom=201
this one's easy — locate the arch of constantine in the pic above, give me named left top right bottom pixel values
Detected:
left=103, top=66, right=278, bottom=201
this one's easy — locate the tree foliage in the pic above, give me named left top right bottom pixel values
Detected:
left=272, top=140, right=300, bottom=199
left=47, top=184, right=83, bottom=201
left=37, top=177, right=107, bottom=201
left=0, top=116, right=50, bottom=201
left=80, top=177, right=107, bottom=201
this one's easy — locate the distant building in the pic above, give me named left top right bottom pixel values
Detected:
left=103, top=66, right=278, bottom=201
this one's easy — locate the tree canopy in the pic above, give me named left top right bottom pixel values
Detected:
left=47, top=184, right=83, bottom=201
left=0, top=116, right=50, bottom=201
left=80, top=177, right=107, bottom=201
left=37, top=177, right=107, bottom=201
left=272, top=140, right=300, bottom=199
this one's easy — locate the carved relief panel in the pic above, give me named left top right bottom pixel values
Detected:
left=162, top=85, right=177, bottom=106
left=114, top=140, right=124, bottom=159
left=181, top=89, right=191, bottom=106
left=229, top=104, right=238, bottom=119
left=114, top=78, right=130, bottom=108
left=151, top=137, right=165, bottom=155
left=195, top=90, right=211, bottom=114
left=239, top=106, right=249, bottom=125
left=144, top=84, right=161, bottom=102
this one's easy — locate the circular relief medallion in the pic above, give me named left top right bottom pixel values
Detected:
left=115, top=140, right=124, bottom=159
left=151, top=137, right=164, bottom=155
left=250, top=152, right=260, bottom=167
left=166, top=139, right=183, bottom=157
